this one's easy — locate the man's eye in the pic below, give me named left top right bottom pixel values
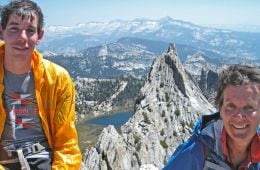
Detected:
left=9, top=27, right=19, bottom=32
left=27, top=29, right=36, bottom=34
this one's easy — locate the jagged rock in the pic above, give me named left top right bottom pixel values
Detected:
left=83, top=43, right=215, bottom=169
left=183, top=52, right=215, bottom=77
left=183, top=52, right=219, bottom=103
left=84, top=125, right=137, bottom=170
left=198, top=69, right=219, bottom=104
left=140, top=164, right=158, bottom=170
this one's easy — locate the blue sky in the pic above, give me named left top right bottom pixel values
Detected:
left=1, top=0, right=260, bottom=27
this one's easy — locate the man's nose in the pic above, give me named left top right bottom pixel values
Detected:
left=17, top=30, right=28, bottom=41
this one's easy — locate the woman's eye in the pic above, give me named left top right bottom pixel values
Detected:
left=225, top=104, right=236, bottom=111
left=243, top=106, right=255, bottom=113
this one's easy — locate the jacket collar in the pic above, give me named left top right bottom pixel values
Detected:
left=0, top=43, right=5, bottom=85
left=251, top=132, right=260, bottom=162
left=194, top=112, right=222, bottom=137
left=31, top=49, right=45, bottom=91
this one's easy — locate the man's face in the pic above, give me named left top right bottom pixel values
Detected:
left=220, top=84, right=260, bottom=144
left=0, top=13, right=43, bottom=60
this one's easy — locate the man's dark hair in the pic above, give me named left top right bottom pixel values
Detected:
left=215, top=65, right=260, bottom=110
left=0, top=0, right=44, bottom=34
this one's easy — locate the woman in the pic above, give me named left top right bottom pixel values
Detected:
left=164, top=65, right=260, bottom=170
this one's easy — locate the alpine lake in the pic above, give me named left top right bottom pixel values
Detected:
left=76, top=111, right=133, bottom=152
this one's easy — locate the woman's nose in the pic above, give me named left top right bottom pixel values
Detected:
left=234, top=108, right=247, bottom=118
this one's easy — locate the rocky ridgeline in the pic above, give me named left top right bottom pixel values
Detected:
left=182, top=52, right=219, bottom=103
left=82, top=44, right=215, bottom=169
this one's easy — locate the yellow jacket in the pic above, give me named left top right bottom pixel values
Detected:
left=0, top=44, right=82, bottom=169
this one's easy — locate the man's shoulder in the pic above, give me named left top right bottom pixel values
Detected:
left=41, top=58, right=70, bottom=77
left=33, top=50, right=69, bottom=75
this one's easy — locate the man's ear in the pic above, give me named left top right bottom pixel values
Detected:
left=36, top=29, right=44, bottom=45
left=0, top=26, right=3, bottom=40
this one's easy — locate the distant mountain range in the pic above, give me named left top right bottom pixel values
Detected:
left=45, top=36, right=259, bottom=79
left=39, top=17, right=260, bottom=63
left=44, top=37, right=224, bottom=78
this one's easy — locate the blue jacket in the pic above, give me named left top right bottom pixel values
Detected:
left=163, top=112, right=260, bottom=170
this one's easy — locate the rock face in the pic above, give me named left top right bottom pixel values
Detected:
left=183, top=52, right=219, bottom=103
left=83, top=43, right=215, bottom=169
left=198, top=69, right=219, bottom=104
left=183, top=52, right=217, bottom=78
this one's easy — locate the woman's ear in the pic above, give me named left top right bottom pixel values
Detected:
left=219, top=108, right=223, bottom=119
left=36, top=29, right=44, bottom=45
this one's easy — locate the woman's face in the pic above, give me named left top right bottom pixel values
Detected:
left=220, top=84, right=260, bottom=144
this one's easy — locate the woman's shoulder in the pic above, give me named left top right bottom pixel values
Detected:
left=163, top=135, right=205, bottom=170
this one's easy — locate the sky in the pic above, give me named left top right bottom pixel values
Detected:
left=0, top=0, right=260, bottom=29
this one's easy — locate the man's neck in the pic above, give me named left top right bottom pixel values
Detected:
left=4, top=55, right=32, bottom=74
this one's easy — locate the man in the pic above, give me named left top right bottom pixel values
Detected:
left=164, top=65, right=260, bottom=169
left=0, top=0, right=82, bottom=169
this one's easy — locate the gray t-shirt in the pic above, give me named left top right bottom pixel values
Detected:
left=0, top=69, right=52, bottom=162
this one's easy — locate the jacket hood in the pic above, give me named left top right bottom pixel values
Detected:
left=193, top=112, right=226, bottom=162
